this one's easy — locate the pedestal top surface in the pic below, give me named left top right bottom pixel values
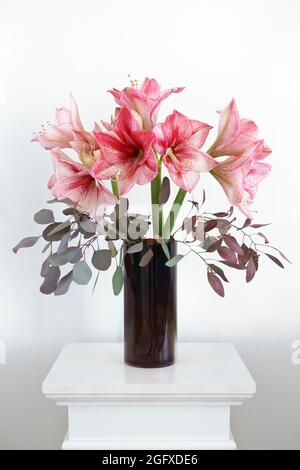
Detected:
left=42, top=343, right=255, bottom=397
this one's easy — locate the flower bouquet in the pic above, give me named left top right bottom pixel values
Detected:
left=14, top=77, right=289, bottom=367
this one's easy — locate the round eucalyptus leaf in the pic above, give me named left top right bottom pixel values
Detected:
left=49, top=252, right=69, bottom=267
left=48, top=220, right=71, bottom=237
left=40, top=266, right=60, bottom=295
left=42, top=223, right=70, bottom=242
left=57, top=232, right=70, bottom=254
left=159, top=176, right=171, bottom=205
left=54, top=271, right=73, bottom=296
left=92, top=250, right=112, bottom=271
left=63, top=207, right=79, bottom=216
left=72, top=261, right=92, bottom=285
left=34, top=209, right=55, bottom=225
left=66, top=247, right=82, bottom=263
left=40, top=257, right=51, bottom=277
left=80, top=219, right=97, bottom=234
left=49, top=247, right=82, bottom=266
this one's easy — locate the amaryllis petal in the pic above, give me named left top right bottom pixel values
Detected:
left=155, top=110, right=214, bottom=192
left=32, top=95, right=100, bottom=169
left=131, top=130, right=156, bottom=164
left=118, top=178, right=135, bottom=195
left=32, top=124, right=73, bottom=149
left=208, top=98, right=272, bottom=159
left=49, top=148, right=115, bottom=216
left=70, top=93, right=84, bottom=131
left=135, top=160, right=157, bottom=185
left=108, top=77, right=184, bottom=130
left=171, top=110, right=194, bottom=144
left=92, top=158, right=121, bottom=180
left=211, top=141, right=271, bottom=219
left=208, top=99, right=272, bottom=216
left=139, top=78, right=161, bottom=97
left=212, top=166, right=245, bottom=212
left=94, top=108, right=157, bottom=194
left=154, top=111, right=190, bottom=154
left=188, top=121, right=213, bottom=148
left=33, top=95, right=82, bottom=150
left=47, top=174, right=56, bottom=191
left=112, top=108, right=142, bottom=145
left=257, top=141, right=272, bottom=160
left=149, top=86, right=185, bottom=127
left=244, top=162, right=271, bottom=199
left=209, top=99, right=240, bottom=156
left=169, top=169, right=200, bottom=192
left=240, top=118, right=258, bottom=136
left=218, top=140, right=264, bottom=172
left=55, top=107, right=72, bottom=126
left=94, top=131, right=132, bottom=166
left=175, top=146, right=217, bottom=172
left=108, top=88, right=121, bottom=102
left=51, top=148, right=83, bottom=176
left=152, top=123, right=166, bottom=155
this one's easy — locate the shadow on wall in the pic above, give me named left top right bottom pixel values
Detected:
left=231, top=340, right=300, bottom=450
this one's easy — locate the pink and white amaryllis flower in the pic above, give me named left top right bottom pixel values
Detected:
left=32, top=94, right=101, bottom=169
left=211, top=140, right=271, bottom=218
left=32, top=94, right=85, bottom=150
left=208, top=99, right=271, bottom=159
left=154, top=110, right=217, bottom=192
left=207, top=99, right=272, bottom=217
left=93, top=108, right=157, bottom=194
left=109, top=77, right=184, bottom=130
left=69, top=124, right=102, bottom=169
left=48, top=148, right=116, bottom=217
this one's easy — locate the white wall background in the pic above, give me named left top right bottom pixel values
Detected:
left=0, top=0, right=300, bottom=449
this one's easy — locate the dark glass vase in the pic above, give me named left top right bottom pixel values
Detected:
left=124, top=239, right=177, bottom=368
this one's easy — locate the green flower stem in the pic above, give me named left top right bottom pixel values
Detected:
left=111, top=178, right=120, bottom=200
left=163, top=188, right=187, bottom=239
left=111, top=178, right=120, bottom=239
left=151, top=157, right=163, bottom=238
